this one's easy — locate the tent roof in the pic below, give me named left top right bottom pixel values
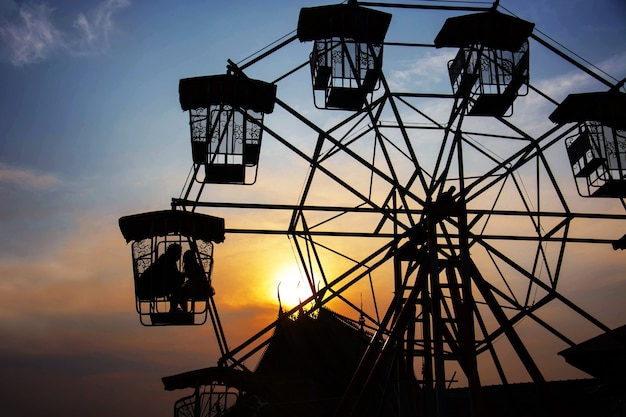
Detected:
left=255, top=309, right=367, bottom=381
left=549, top=91, right=626, bottom=130
left=179, top=74, right=276, bottom=114
left=434, top=10, right=534, bottom=51
left=119, top=210, right=225, bottom=243
left=297, top=4, right=391, bottom=43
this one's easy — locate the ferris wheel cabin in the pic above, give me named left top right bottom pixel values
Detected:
left=179, top=74, right=277, bottom=185
left=550, top=91, right=626, bottom=198
left=435, top=10, right=534, bottom=117
left=119, top=210, right=225, bottom=326
left=297, top=2, right=391, bottom=111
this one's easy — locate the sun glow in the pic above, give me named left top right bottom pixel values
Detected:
left=273, top=264, right=312, bottom=309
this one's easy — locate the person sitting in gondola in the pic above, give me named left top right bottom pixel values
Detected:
left=136, top=243, right=186, bottom=312
left=181, top=249, right=215, bottom=308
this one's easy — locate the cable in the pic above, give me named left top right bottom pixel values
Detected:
left=236, top=29, right=297, bottom=66
left=500, top=4, right=621, bottom=84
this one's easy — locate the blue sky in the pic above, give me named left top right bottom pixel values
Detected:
left=0, top=1, right=625, bottom=416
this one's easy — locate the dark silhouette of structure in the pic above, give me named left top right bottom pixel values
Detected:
left=119, top=1, right=626, bottom=416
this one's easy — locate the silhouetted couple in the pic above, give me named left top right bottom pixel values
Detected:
left=181, top=248, right=216, bottom=305
left=136, top=243, right=214, bottom=312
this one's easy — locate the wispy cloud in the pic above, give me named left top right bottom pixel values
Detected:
left=0, top=2, right=61, bottom=65
left=535, top=51, right=626, bottom=100
left=388, top=50, right=456, bottom=91
left=0, top=162, right=61, bottom=189
left=69, top=0, right=130, bottom=55
left=0, top=0, right=130, bottom=66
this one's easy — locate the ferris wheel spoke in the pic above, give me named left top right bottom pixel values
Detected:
left=470, top=261, right=548, bottom=384
left=473, top=234, right=562, bottom=292
left=460, top=123, right=575, bottom=207
left=266, top=103, right=429, bottom=219
left=473, top=302, right=509, bottom=384
left=379, top=73, right=432, bottom=192
left=472, top=236, right=613, bottom=336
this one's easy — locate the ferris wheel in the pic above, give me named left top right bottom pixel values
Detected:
left=119, top=1, right=626, bottom=416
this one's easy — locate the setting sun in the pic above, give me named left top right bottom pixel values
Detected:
left=272, top=264, right=313, bottom=309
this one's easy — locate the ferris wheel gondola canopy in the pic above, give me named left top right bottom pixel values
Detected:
left=297, top=3, right=391, bottom=43
left=119, top=210, right=225, bottom=244
left=434, top=10, right=534, bottom=52
left=163, top=366, right=274, bottom=395
left=179, top=74, right=277, bottom=115
left=549, top=91, right=626, bottom=130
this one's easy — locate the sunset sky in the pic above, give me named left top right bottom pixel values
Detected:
left=1, top=1, right=625, bottom=416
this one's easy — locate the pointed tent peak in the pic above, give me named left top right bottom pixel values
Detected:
left=118, top=210, right=225, bottom=244
left=178, top=73, right=277, bottom=114
left=549, top=91, right=626, bottom=130
left=297, top=2, right=392, bottom=43
left=434, top=9, right=534, bottom=52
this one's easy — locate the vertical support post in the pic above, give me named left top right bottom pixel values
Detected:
left=426, top=215, right=447, bottom=417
